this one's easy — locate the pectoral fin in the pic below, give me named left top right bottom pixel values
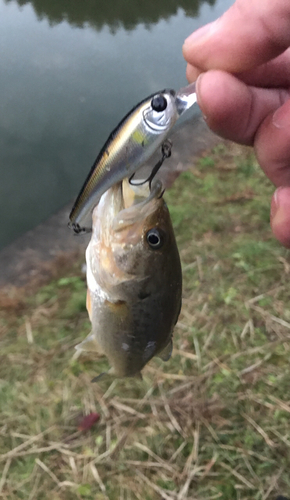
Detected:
left=75, top=333, right=103, bottom=354
left=158, top=338, right=173, bottom=362
left=86, top=289, right=93, bottom=322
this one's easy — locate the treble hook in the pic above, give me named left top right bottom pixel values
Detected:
left=129, top=139, right=172, bottom=189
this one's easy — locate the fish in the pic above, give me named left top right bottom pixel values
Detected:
left=75, top=177, right=182, bottom=378
left=69, top=83, right=197, bottom=234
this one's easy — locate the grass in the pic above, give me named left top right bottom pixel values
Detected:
left=1, top=141, right=290, bottom=499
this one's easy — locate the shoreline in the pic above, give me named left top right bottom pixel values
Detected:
left=0, top=117, right=219, bottom=288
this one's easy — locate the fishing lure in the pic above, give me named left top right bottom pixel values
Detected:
left=69, top=83, right=196, bottom=234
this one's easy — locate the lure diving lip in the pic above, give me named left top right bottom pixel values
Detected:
left=69, top=83, right=197, bottom=234
left=175, top=82, right=197, bottom=114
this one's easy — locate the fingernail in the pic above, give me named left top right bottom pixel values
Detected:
left=270, top=186, right=290, bottom=248
left=196, top=74, right=207, bottom=120
left=184, top=21, right=217, bottom=47
left=273, top=103, right=290, bottom=129
left=271, top=187, right=282, bottom=218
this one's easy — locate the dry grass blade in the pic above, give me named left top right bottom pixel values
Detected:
left=191, top=423, right=200, bottom=465
left=202, top=323, right=217, bottom=352
left=180, top=427, right=200, bottom=493
left=102, top=379, right=118, bottom=399
left=145, top=366, right=193, bottom=380
left=109, top=415, right=141, bottom=460
left=110, top=400, right=145, bottom=418
left=249, top=304, right=290, bottom=330
left=241, top=412, right=275, bottom=448
left=240, top=319, right=254, bottom=339
left=25, top=317, right=34, bottom=344
left=268, top=395, right=290, bottom=414
left=193, top=337, right=201, bottom=370
left=0, top=427, right=56, bottom=461
left=200, top=417, right=219, bottom=442
left=270, top=429, right=290, bottom=447
left=135, top=470, right=175, bottom=500
left=169, top=442, right=187, bottom=463
left=134, top=442, right=177, bottom=474
left=239, top=359, right=263, bottom=376
left=270, top=315, right=290, bottom=329
left=35, top=458, right=60, bottom=486
left=175, top=321, right=188, bottom=331
left=246, top=286, right=285, bottom=305
left=231, top=340, right=282, bottom=361
left=0, top=442, right=83, bottom=459
left=218, top=445, right=272, bottom=463
left=158, top=382, right=185, bottom=437
left=173, top=349, right=197, bottom=360
left=219, top=462, right=255, bottom=489
left=0, top=458, right=11, bottom=494
left=90, top=464, right=106, bottom=494
left=201, top=453, right=218, bottom=480
left=27, top=472, right=41, bottom=500
left=262, top=468, right=284, bottom=500
left=196, top=256, right=203, bottom=281
left=177, top=465, right=203, bottom=500
left=125, top=460, right=178, bottom=470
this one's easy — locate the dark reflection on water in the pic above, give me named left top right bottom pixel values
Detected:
left=6, top=0, right=216, bottom=30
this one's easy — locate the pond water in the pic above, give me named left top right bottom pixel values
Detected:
left=0, top=0, right=233, bottom=249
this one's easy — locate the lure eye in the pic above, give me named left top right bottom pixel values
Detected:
left=151, top=94, right=167, bottom=112
left=146, top=228, right=164, bottom=249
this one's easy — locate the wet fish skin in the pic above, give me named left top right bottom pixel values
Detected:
left=69, top=87, right=193, bottom=234
left=76, top=179, right=182, bottom=378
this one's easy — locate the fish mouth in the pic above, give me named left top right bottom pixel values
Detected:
left=92, top=178, right=164, bottom=237
left=121, top=178, right=150, bottom=210
left=121, top=178, right=163, bottom=210
left=175, top=81, right=197, bottom=116
left=112, top=179, right=164, bottom=232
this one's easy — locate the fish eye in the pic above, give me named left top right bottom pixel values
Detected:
left=151, top=94, right=167, bottom=112
left=146, top=228, right=164, bottom=249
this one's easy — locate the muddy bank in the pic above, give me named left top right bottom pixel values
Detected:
left=0, top=117, right=219, bottom=287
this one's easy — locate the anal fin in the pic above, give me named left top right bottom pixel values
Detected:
left=75, top=333, right=103, bottom=354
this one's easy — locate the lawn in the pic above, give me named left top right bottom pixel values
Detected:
left=0, top=142, right=290, bottom=500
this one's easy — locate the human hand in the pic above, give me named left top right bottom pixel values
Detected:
left=182, top=0, right=290, bottom=248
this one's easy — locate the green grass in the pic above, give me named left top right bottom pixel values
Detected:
left=1, top=142, right=290, bottom=499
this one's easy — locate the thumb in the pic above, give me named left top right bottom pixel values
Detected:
left=183, top=0, right=290, bottom=73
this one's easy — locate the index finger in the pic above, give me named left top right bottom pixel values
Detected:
left=183, top=0, right=290, bottom=73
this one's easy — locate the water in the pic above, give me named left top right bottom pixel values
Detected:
left=0, top=0, right=233, bottom=250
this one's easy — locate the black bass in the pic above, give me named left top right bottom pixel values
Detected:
left=75, top=178, right=182, bottom=378
left=69, top=83, right=196, bottom=234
